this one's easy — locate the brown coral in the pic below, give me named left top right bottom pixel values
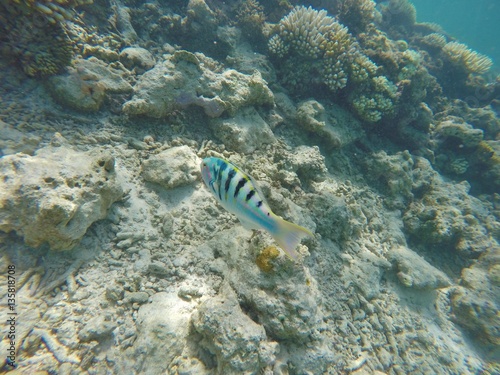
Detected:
left=256, top=245, right=281, bottom=272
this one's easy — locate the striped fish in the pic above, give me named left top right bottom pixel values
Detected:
left=200, top=157, right=312, bottom=259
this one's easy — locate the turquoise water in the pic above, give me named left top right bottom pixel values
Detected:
left=412, top=0, right=500, bottom=68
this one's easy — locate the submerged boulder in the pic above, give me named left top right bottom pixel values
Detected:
left=0, top=134, right=123, bottom=250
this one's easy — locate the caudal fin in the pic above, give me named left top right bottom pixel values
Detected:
left=271, top=217, right=313, bottom=260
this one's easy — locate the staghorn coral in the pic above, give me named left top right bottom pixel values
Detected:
left=442, top=41, right=493, bottom=75
left=269, top=7, right=376, bottom=91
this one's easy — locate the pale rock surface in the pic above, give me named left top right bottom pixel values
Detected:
left=133, top=292, right=197, bottom=374
left=210, top=107, right=275, bottom=153
left=434, top=117, right=484, bottom=147
left=192, top=283, right=278, bottom=374
left=296, top=99, right=364, bottom=148
left=119, top=47, right=155, bottom=73
left=0, top=134, right=123, bottom=250
left=141, top=145, right=199, bottom=188
left=46, top=57, right=133, bottom=112
left=388, top=246, right=451, bottom=289
left=122, top=50, right=274, bottom=118
left=0, top=119, right=41, bottom=156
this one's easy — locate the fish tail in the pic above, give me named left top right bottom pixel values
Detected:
left=271, top=216, right=313, bottom=260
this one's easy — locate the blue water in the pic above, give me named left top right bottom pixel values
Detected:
left=412, top=0, right=499, bottom=68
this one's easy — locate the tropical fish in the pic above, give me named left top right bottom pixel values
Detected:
left=200, top=157, right=313, bottom=259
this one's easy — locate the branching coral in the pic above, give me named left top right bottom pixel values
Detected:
left=3, top=20, right=73, bottom=77
left=268, top=6, right=371, bottom=91
left=2, top=0, right=92, bottom=23
left=419, top=33, right=447, bottom=50
left=0, top=0, right=93, bottom=77
left=269, top=6, right=397, bottom=122
left=442, top=41, right=493, bottom=75
left=333, top=0, right=377, bottom=34
left=235, top=0, right=266, bottom=41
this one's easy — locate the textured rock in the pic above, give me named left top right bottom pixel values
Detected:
left=46, top=57, right=133, bottom=112
left=0, top=134, right=123, bottom=250
left=434, top=117, right=484, bottom=147
left=296, top=100, right=364, bottom=148
left=192, top=283, right=277, bottom=374
left=388, top=246, right=451, bottom=289
left=210, top=107, right=275, bottom=153
left=0, top=120, right=41, bottom=156
left=141, top=146, right=199, bottom=189
left=364, top=150, right=414, bottom=209
left=134, top=292, right=196, bottom=374
left=122, top=50, right=273, bottom=118
left=78, top=315, right=117, bottom=342
left=403, top=157, right=497, bottom=257
left=119, top=47, right=155, bottom=73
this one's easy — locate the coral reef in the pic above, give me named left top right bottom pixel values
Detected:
left=210, top=107, right=276, bottom=153
left=0, top=0, right=94, bottom=77
left=268, top=6, right=397, bottom=122
left=0, top=134, right=123, bottom=250
left=442, top=41, right=493, bottom=75
left=1, top=20, right=73, bottom=77
left=403, top=157, right=497, bottom=258
left=332, top=0, right=377, bottom=34
left=0, top=0, right=499, bottom=373
left=1, top=0, right=92, bottom=23
left=122, top=50, right=274, bottom=118
left=380, top=0, right=417, bottom=29
left=46, top=57, right=133, bottom=112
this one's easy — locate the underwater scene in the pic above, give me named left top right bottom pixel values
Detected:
left=0, top=0, right=499, bottom=374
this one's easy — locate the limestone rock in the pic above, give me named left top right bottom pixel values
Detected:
left=296, top=99, right=364, bottom=148
left=434, top=117, right=484, bottom=147
left=122, top=50, right=273, bottom=118
left=134, top=292, right=196, bottom=373
left=210, top=107, right=275, bottom=153
left=119, top=47, right=155, bottom=73
left=388, top=246, right=451, bottom=290
left=46, top=57, right=133, bottom=112
left=0, top=120, right=41, bottom=156
left=141, top=146, right=199, bottom=189
left=403, top=157, right=497, bottom=257
left=364, top=150, right=414, bottom=209
left=192, top=283, right=277, bottom=374
left=78, top=315, right=117, bottom=342
left=0, top=134, right=123, bottom=250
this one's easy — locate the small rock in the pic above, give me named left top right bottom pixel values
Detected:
left=78, top=316, right=117, bottom=342
left=120, top=47, right=155, bottom=73
left=142, top=146, right=199, bottom=189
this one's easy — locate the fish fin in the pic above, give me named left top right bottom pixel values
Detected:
left=271, top=216, right=313, bottom=260
left=237, top=216, right=261, bottom=231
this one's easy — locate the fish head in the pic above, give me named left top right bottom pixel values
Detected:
left=200, top=157, right=218, bottom=193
